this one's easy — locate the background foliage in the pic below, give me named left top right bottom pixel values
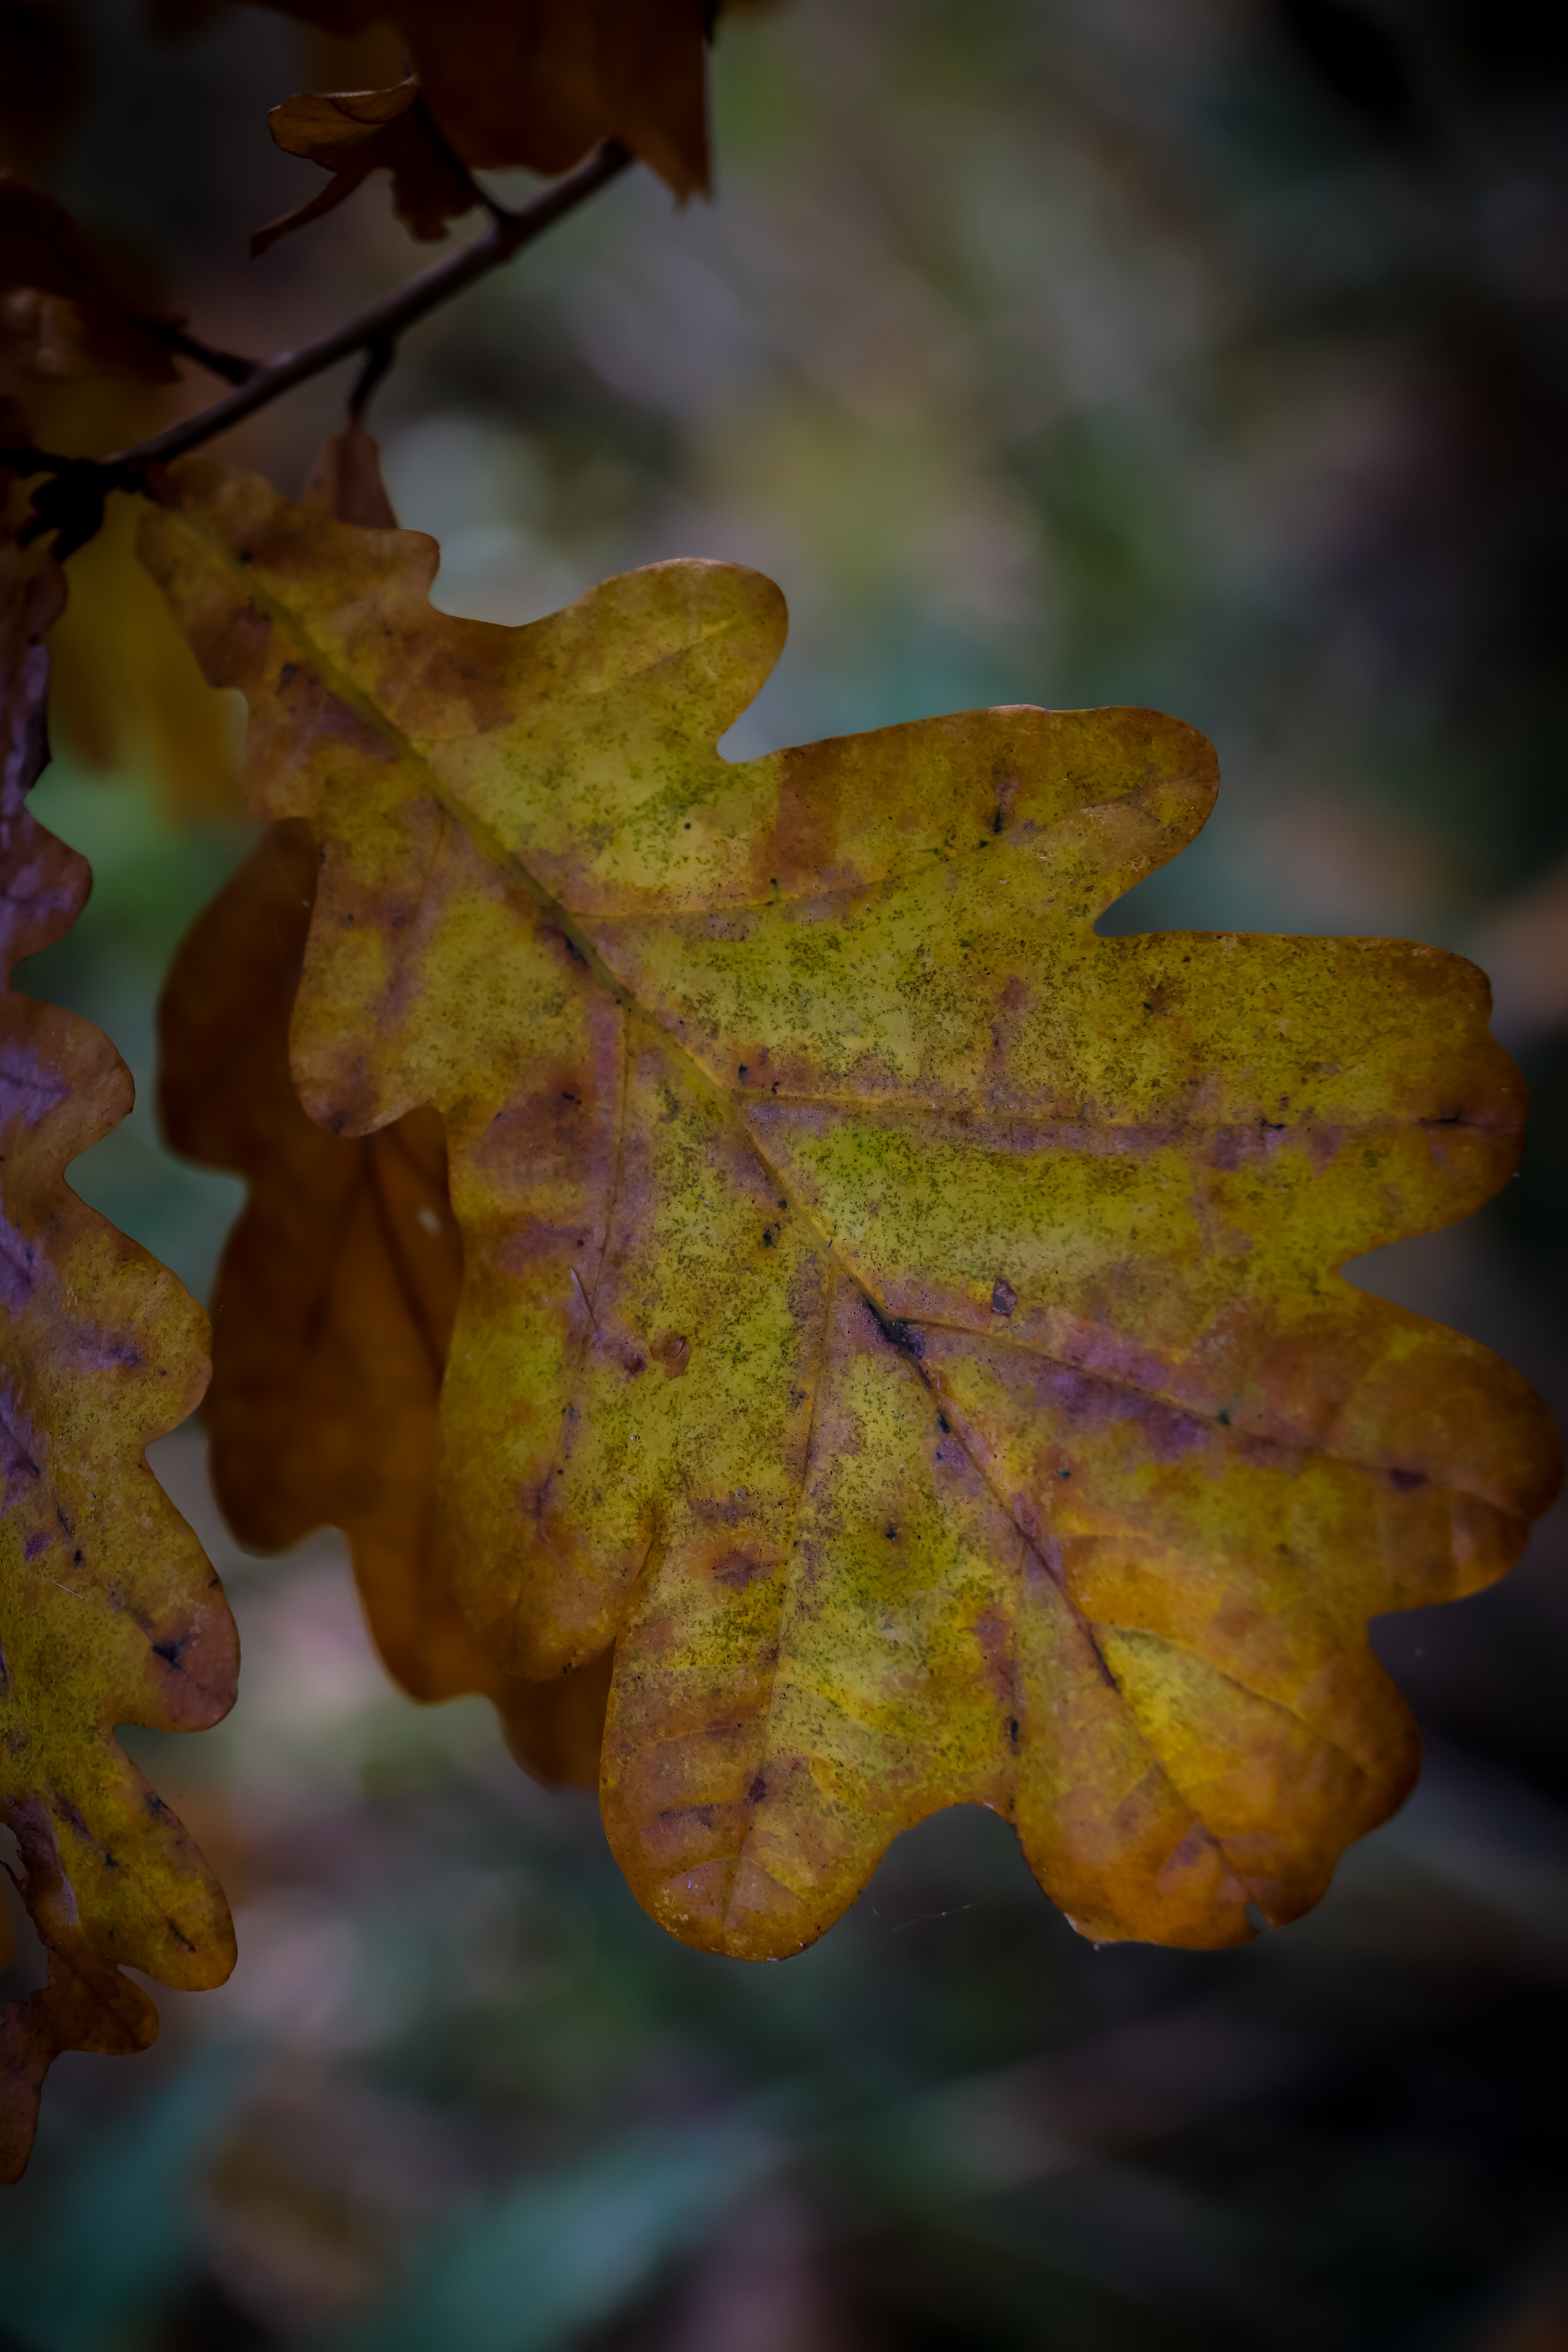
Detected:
left=5, top=0, right=1568, bottom=2343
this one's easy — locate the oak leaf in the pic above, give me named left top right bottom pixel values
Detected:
left=252, top=79, right=479, bottom=256
left=0, top=173, right=183, bottom=384
left=256, top=0, right=712, bottom=198
left=139, top=459, right=1561, bottom=1963
left=0, top=532, right=237, bottom=2180
left=158, top=426, right=607, bottom=1788
left=159, top=820, right=609, bottom=1787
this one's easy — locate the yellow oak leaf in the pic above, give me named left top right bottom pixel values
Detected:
left=0, top=537, right=237, bottom=2181
left=156, top=426, right=608, bottom=1786
left=139, top=458, right=1561, bottom=1964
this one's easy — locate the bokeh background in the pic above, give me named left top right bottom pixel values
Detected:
left=5, top=2, right=1568, bottom=2344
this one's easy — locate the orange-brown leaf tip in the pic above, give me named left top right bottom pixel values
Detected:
left=302, top=423, right=400, bottom=530
left=139, top=456, right=1563, bottom=1967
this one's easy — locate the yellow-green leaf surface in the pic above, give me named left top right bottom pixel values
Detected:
left=139, top=459, right=1561, bottom=1963
left=0, top=543, right=237, bottom=2180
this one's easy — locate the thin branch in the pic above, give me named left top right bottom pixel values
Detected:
left=116, top=138, right=633, bottom=474
left=0, top=139, right=633, bottom=556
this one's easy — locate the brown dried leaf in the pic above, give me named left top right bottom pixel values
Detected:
left=0, top=528, right=237, bottom=2180
left=257, top=0, right=713, bottom=198
left=159, top=822, right=609, bottom=1784
left=0, top=172, right=182, bottom=385
left=253, top=78, right=479, bottom=257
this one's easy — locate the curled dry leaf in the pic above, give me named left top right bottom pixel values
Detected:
left=0, top=531, right=237, bottom=2181
left=0, top=172, right=183, bottom=384
left=139, top=459, right=1561, bottom=1963
left=253, top=78, right=479, bottom=257
left=158, top=426, right=607, bottom=1788
left=256, top=0, right=711, bottom=198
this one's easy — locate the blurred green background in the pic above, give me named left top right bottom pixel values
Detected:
left=7, top=2, right=1568, bottom=2344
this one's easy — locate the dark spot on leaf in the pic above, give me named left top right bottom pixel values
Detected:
left=885, top=1524, right=899, bottom=1540
left=71, top=1550, right=82, bottom=1566
left=1009, top=1717, right=1020, bottom=1744
left=991, top=1278, right=1017, bottom=1315
left=762, top=1225, right=776, bottom=1247
left=1217, top=1409, right=1232, bottom=1426
left=1389, top=1467, right=1428, bottom=1492
left=279, top=662, right=297, bottom=687
left=867, top=1300, right=925, bottom=1361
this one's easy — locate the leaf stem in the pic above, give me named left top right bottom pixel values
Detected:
left=141, top=322, right=260, bottom=387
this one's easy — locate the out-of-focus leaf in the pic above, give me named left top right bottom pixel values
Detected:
left=0, top=2039, right=254, bottom=2348
left=158, top=425, right=607, bottom=1788
left=139, top=459, right=1560, bottom=1965
left=50, top=488, right=247, bottom=822
left=329, top=2120, right=775, bottom=2352
left=253, top=78, right=479, bottom=256
left=0, top=173, right=182, bottom=384
left=254, top=0, right=713, bottom=198
left=0, top=528, right=238, bottom=2181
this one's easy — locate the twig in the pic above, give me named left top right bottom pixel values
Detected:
left=116, top=138, right=632, bottom=473
left=348, top=334, right=397, bottom=423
